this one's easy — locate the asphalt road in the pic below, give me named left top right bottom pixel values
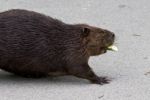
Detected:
left=0, top=0, right=150, bottom=100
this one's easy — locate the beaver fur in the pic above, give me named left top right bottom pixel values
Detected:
left=0, top=9, right=115, bottom=84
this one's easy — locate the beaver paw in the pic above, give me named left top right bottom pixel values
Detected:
left=91, top=77, right=111, bottom=85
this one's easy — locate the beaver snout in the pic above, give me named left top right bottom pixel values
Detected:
left=109, top=33, right=115, bottom=43
left=103, top=30, right=115, bottom=46
left=104, top=30, right=115, bottom=39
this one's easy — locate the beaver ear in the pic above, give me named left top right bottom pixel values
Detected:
left=81, top=27, right=90, bottom=37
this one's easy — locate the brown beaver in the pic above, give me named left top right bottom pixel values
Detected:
left=0, top=9, right=115, bottom=85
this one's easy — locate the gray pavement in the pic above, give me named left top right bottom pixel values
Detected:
left=0, top=0, right=150, bottom=100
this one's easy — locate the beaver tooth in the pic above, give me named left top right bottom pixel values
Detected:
left=107, top=45, right=118, bottom=51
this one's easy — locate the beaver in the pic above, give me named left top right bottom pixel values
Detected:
left=0, top=9, right=115, bottom=85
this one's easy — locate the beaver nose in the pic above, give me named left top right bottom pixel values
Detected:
left=105, top=31, right=115, bottom=39
left=109, top=33, right=115, bottom=42
left=111, top=33, right=115, bottom=39
left=104, top=30, right=115, bottom=37
left=103, top=29, right=115, bottom=41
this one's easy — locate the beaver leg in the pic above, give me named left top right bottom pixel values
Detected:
left=68, top=63, right=110, bottom=85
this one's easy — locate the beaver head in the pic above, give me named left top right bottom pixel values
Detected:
left=80, top=25, right=115, bottom=56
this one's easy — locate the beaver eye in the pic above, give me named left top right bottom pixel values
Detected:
left=81, top=27, right=90, bottom=37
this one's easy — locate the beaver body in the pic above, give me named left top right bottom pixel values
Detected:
left=0, top=9, right=115, bottom=84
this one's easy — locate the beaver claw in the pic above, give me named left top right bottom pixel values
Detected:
left=91, top=77, right=111, bottom=85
